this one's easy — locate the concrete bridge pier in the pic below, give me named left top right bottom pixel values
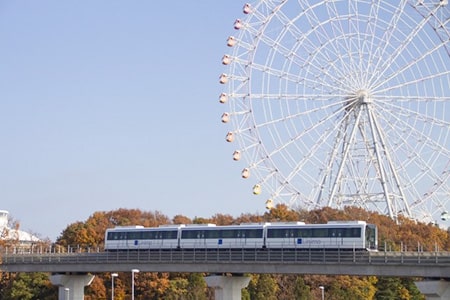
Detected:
left=50, top=273, right=95, bottom=300
left=205, top=274, right=250, bottom=300
left=415, top=280, right=450, bottom=300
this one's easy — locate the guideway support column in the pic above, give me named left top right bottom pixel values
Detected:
left=415, top=280, right=450, bottom=300
left=205, top=274, right=250, bottom=300
left=50, top=273, right=95, bottom=300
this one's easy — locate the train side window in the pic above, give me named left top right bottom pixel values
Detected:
left=311, top=228, right=327, bottom=237
left=162, top=230, right=178, bottom=239
left=329, top=228, right=338, bottom=237
left=267, top=229, right=286, bottom=238
left=142, top=231, right=154, bottom=239
left=221, top=229, right=234, bottom=238
left=127, top=232, right=142, bottom=240
left=352, top=228, right=361, bottom=237
left=245, top=229, right=263, bottom=238
left=297, top=229, right=311, bottom=237
left=205, top=230, right=219, bottom=239
left=345, top=228, right=361, bottom=237
left=182, top=230, right=204, bottom=239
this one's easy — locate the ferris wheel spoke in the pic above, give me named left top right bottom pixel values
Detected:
left=346, top=0, right=371, bottom=88
left=239, top=58, right=346, bottom=93
left=243, top=26, right=356, bottom=92
left=252, top=98, right=346, bottom=134
left=298, top=6, right=359, bottom=81
left=358, top=1, right=385, bottom=85
left=248, top=104, right=348, bottom=188
left=374, top=111, right=450, bottom=195
left=372, top=40, right=449, bottom=92
left=379, top=99, right=450, bottom=129
left=374, top=69, right=450, bottom=94
left=261, top=109, right=352, bottom=193
left=241, top=5, right=361, bottom=90
left=365, top=1, right=409, bottom=85
left=370, top=4, right=442, bottom=88
left=379, top=95, right=450, bottom=102
left=375, top=104, right=450, bottom=158
left=248, top=93, right=348, bottom=101
left=305, top=35, right=362, bottom=89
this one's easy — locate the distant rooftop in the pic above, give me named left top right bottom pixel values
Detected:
left=0, top=210, right=40, bottom=242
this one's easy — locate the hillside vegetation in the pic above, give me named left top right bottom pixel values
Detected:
left=1, top=205, right=448, bottom=299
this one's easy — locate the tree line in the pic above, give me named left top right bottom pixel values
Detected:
left=1, top=205, right=449, bottom=299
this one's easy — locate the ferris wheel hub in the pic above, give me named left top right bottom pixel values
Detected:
left=356, top=89, right=371, bottom=104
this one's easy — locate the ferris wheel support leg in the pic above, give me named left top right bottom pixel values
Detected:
left=367, top=104, right=411, bottom=218
left=366, top=104, right=396, bottom=219
left=328, top=108, right=363, bottom=206
left=49, top=273, right=95, bottom=300
left=205, top=274, right=250, bottom=300
left=415, top=280, right=450, bottom=300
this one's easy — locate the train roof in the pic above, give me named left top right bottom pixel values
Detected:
left=111, top=225, right=144, bottom=229
left=184, top=223, right=216, bottom=227
left=266, top=222, right=306, bottom=226
left=181, top=224, right=264, bottom=229
left=107, top=225, right=179, bottom=231
left=327, top=220, right=367, bottom=224
left=106, top=220, right=371, bottom=233
left=158, top=224, right=186, bottom=228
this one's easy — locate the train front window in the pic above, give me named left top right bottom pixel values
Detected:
left=107, top=232, right=120, bottom=240
left=365, top=225, right=377, bottom=249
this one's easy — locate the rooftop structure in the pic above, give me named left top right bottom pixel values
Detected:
left=0, top=210, right=40, bottom=243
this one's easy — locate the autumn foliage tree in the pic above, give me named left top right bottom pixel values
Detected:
left=0, top=206, right=447, bottom=299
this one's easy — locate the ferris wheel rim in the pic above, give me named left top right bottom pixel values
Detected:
left=220, top=1, right=450, bottom=222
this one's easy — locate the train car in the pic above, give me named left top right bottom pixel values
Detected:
left=104, top=220, right=378, bottom=251
left=104, top=225, right=182, bottom=250
left=179, top=223, right=265, bottom=249
left=265, top=221, right=377, bottom=250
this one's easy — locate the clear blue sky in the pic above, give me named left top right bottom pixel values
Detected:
left=0, top=1, right=260, bottom=240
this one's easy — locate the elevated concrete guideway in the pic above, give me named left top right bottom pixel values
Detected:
left=2, top=248, right=450, bottom=276
left=2, top=248, right=450, bottom=299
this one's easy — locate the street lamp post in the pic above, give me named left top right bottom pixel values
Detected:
left=319, top=286, right=324, bottom=300
left=131, top=269, right=140, bottom=300
left=111, top=273, right=118, bottom=300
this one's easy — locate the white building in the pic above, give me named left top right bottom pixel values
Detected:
left=0, top=210, right=40, bottom=243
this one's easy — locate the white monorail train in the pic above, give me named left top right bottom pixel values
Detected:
left=104, top=221, right=378, bottom=251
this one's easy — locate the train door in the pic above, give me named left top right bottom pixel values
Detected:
left=196, top=230, right=206, bottom=248
left=279, top=228, right=296, bottom=248
left=236, top=229, right=246, bottom=248
left=329, top=228, right=343, bottom=249
left=125, top=231, right=141, bottom=249
left=287, top=229, right=297, bottom=247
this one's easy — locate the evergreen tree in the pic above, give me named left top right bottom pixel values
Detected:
left=248, top=274, right=279, bottom=300
left=293, top=277, right=312, bottom=300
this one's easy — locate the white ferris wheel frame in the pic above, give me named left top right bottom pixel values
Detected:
left=220, top=0, right=450, bottom=223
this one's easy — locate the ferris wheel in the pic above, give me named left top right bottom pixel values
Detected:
left=219, top=0, right=450, bottom=223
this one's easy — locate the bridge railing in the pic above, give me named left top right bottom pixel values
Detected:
left=0, top=239, right=445, bottom=255
left=2, top=248, right=450, bottom=266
